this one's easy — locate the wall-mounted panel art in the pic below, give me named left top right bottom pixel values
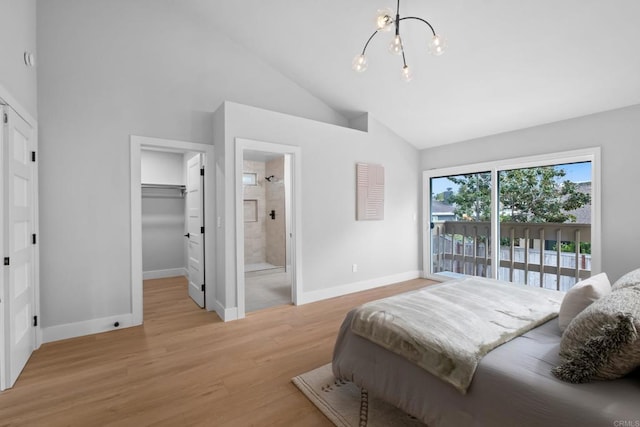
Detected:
left=356, top=162, right=384, bottom=220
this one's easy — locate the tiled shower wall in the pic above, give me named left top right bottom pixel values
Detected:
left=243, top=160, right=266, bottom=265
left=243, top=157, right=286, bottom=268
left=265, top=157, right=285, bottom=267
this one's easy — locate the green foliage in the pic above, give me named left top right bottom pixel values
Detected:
left=445, top=166, right=590, bottom=224
left=498, top=167, right=590, bottom=223
left=446, top=173, right=492, bottom=221
left=552, top=241, right=592, bottom=254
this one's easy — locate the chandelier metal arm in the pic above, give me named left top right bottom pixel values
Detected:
left=398, top=16, right=437, bottom=36
left=394, top=0, right=401, bottom=35
left=360, top=30, right=379, bottom=55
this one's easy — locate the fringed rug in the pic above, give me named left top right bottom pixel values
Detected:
left=292, top=364, right=426, bottom=427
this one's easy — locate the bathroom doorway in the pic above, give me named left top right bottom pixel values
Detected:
left=242, top=150, right=292, bottom=312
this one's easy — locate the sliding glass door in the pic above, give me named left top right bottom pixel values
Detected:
left=424, top=149, right=599, bottom=289
left=430, top=172, right=492, bottom=278
left=497, top=162, right=592, bottom=290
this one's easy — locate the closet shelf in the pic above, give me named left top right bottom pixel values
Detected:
left=141, top=183, right=186, bottom=198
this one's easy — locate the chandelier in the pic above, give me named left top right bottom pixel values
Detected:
left=352, top=0, right=445, bottom=82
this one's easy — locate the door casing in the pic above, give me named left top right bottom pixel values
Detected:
left=234, top=138, right=302, bottom=319
left=130, top=136, right=215, bottom=324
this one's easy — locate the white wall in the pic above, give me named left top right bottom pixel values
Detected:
left=0, top=0, right=37, bottom=118
left=141, top=151, right=185, bottom=186
left=36, top=0, right=350, bottom=331
left=141, top=196, right=186, bottom=277
left=214, top=102, right=420, bottom=313
left=420, top=104, right=640, bottom=282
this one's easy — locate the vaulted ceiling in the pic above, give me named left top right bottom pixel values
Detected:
left=194, top=1, right=640, bottom=149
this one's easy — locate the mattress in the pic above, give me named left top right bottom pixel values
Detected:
left=333, top=310, right=640, bottom=427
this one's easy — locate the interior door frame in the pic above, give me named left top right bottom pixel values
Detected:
left=130, top=136, right=215, bottom=324
left=234, top=138, right=302, bottom=319
left=0, top=85, right=40, bottom=392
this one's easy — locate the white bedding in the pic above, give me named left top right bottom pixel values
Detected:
left=350, top=277, right=564, bottom=393
left=333, top=316, right=640, bottom=426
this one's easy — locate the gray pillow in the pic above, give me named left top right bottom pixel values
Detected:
left=553, top=288, right=640, bottom=383
left=611, top=267, right=640, bottom=291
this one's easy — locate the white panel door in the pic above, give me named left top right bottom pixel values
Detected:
left=186, top=154, right=204, bottom=308
left=1, top=106, right=36, bottom=389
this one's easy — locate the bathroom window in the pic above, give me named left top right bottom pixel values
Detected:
left=243, top=172, right=257, bottom=186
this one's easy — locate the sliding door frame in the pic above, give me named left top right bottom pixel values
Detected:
left=422, top=147, right=601, bottom=281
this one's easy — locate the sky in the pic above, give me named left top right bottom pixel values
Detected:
left=430, top=161, right=592, bottom=196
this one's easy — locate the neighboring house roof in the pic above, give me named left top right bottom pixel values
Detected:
left=431, top=200, right=455, bottom=216
left=565, top=181, right=591, bottom=224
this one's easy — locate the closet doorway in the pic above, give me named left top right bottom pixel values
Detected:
left=130, top=136, right=214, bottom=325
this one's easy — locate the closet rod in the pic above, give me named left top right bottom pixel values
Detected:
left=141, top=184, right=186, bottom=189
left=141, top=183, right=186, bottom=198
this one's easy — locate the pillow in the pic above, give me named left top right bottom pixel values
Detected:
left=611, top=267, right=640, bottom=291
left=558, top=273, right=611, bottom=332
left=553, top=288, right=640, bottom=383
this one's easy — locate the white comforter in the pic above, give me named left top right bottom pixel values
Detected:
left=350, top=277, right=564, bottom=393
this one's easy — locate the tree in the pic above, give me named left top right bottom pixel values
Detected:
left=498, top=167, right=590, bottom=223
left=446, top=166, right=590, bottom=224
left=447, top=173, right=491, bottom=221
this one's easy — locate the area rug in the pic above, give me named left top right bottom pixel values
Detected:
left=292, top=364, right=426, bottom=427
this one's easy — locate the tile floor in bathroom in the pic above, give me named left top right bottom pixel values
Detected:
left=245, top=265, right=292, bottom=312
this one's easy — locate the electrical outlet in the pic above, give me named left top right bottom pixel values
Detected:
left=352, top=264, right=358, bottom=273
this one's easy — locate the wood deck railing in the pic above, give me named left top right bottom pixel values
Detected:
left=432, top=221, right=591, bottom=291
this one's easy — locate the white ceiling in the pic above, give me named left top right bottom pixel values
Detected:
left=196, top=1, right=640, bottom=150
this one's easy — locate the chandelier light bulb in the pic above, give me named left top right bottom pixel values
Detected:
left=388, top=34, right=403, bottom=55
left=428, top=34, right=446, bottom=56
left=375, top=8, right=394, bottom=31
left=401, top=65, right=413, bottom=82
left=352, top=54, right=368, bottom=73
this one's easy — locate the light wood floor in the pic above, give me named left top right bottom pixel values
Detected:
left=0, top=276, right=435, bottom=426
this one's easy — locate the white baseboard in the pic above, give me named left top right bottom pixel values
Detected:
left=297, top=270, right=422, bottom=305
left=143, top=268, right=187, bottom=280
left=41, top=271, right=422, bottom=342
left=212, top=300, right=238, bottom=322
left=42, top=313, right=138, bottom=343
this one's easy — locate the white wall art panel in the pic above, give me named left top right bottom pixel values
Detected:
left=356, top=163, right=384, bottom=221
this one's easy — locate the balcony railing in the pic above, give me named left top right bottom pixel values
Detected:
left=432, top=221, right=591, bottom=291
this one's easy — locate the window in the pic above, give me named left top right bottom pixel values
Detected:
left=424, top=149, right=600, bottom=289
left=242, top=172, right=257, bottom=186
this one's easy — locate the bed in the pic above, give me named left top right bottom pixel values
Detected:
left=332, top=277, right=640, bottom=426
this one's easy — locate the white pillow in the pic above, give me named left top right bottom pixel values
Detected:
left=611, top=267, right=640, bottom=291
left=558, top=272, right=611, bottom=331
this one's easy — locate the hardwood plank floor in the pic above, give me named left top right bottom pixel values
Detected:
left=0, top=276, right=435, bottom=426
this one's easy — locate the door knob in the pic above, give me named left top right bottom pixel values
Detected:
left=184, top=233, right=190, bottom=238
